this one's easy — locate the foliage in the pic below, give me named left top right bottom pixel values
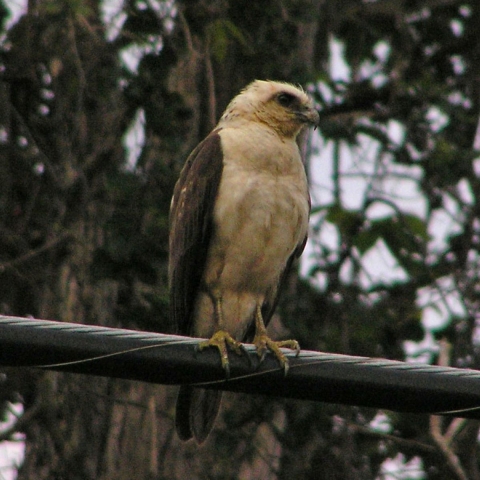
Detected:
left=0, top=0, right=480, bottom=479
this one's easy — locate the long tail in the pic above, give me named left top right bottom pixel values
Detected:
left=175, top=386, right=222, bottom=444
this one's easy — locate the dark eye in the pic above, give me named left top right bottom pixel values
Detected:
left=277, top=92, right=296, bottom=107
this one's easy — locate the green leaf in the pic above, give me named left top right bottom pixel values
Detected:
left=403, top=214, right=429, bottom=241
left=206, top=19, right=250, bottom=62
left=325, top=204, right=362, bottom=236
left=353, top=230, right=381, bottom=254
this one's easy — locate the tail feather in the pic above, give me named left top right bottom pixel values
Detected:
left=175, top=385, right=222, bottom=444
left=175, top=385, right=194, bottom=441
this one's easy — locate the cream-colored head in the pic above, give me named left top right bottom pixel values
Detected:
left=218, top=80, right=319, bottom=138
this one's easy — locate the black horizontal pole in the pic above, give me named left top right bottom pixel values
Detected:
left=1, top=315, right=480, bottom=419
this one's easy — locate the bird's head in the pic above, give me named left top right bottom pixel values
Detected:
left=219, top=80, right=319, bottom=138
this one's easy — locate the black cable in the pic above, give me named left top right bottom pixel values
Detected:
left=1, top=315, right=480, bottom=418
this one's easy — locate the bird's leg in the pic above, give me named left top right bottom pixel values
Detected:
left=252, top=305, right=300, bottom=375
left=196, top=297, right=246, bottom=378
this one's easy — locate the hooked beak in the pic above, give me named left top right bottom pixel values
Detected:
left=296, top=107, right=320, bottom=128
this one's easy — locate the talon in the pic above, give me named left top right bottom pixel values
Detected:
left=278, top=339, right=300, bottom=357
left=253, top=305, right=300, bottom=375
left=253, top=334, right=299, bottom=375
left=197, top=330, right=246, bottom=378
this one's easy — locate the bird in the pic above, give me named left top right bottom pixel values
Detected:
left=169, top=80, right=319, bottom=444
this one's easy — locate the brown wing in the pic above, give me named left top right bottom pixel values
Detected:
left=169, top=130, right=224, bottom=335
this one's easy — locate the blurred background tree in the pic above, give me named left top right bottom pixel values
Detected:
left=0, top=0, right=479, bottom=479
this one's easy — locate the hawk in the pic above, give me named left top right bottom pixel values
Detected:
left=169, top=80, right=319, bottom=443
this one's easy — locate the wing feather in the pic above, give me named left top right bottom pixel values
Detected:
left=169, top=130, right=224, bottom=335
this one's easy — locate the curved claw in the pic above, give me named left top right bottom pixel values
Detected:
left=197, top=330, right=247, bottom=379
left=253, top=334, right=300, bottom=376
left=251, top=304, right=300, bottom=375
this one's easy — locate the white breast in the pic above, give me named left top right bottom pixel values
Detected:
left=192, top=125, right=309, bottom=339
left=208, top=126, right=308, bottom=290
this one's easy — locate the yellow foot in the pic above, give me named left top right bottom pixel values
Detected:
left=197, top=330, right=246, bottom=378
left=253, top=334, right=300, bottom=375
